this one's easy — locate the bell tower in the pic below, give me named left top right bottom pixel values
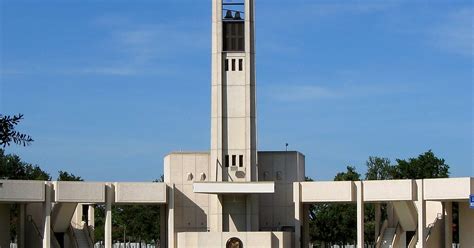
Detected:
left=210, top=0, right=257, bottom=182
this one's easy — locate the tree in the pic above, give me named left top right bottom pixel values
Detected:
left=309, top=166, right=361, bottom=246
left=94, top=178, right=163, bottom=245
left=334, top=166, right=360, bottom=181
left=365, top=157, right=394, bottom=180
left=0, top=149, right=50, bottom=180
left=58, top=171, right=83, bottom=181
left=0, top=114, right=33, bottom=147
left=393, top=150, right=449, bottom=179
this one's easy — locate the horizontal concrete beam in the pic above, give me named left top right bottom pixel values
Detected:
left=115, top=182, right=167, bottom=204
left=300, top=181, right=355, bottom=203
left=423, top=177, right=473, bottom=201
left=193, top=182, right=274, bottom=194
left=54, top=182, right=105, bottom=203
left=0, top=180, right=45, bottom=202
left=363, top=179, right=416, bottom=202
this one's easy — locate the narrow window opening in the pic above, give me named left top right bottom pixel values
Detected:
left=231, top=59, right=236, bottom=71
left=225, top=59, right=229, bottom=71
left=238, top=59, right=243, bottom=71
left=232, top=155, right=236, bottom=166
left=239, top=155, right=243, bottom=167
left=225, top=155, right=229, bottom=167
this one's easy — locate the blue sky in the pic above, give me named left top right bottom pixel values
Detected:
left=0, top=0, right=472, bottom=181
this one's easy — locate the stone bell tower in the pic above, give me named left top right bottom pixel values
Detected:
left=210, top=0, right=257, bottom=183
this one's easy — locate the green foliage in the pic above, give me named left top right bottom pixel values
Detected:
left=0, top=114, right=34, bottom=147
left=393, top=150, right=449, bottom=179
left=94, top=179, right=163, bottom=244
left=94, top=205, right=161, bottom=244
left=57, top=170, right=83, bottom=181
left=0, top=149, right=50, bottom=180
left=334, top=166, right=360, bottom=181
left=309, top=167, right=361, bottom=246
left=365, top=157, right=394, bottom=180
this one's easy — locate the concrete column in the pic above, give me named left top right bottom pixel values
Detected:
left=244, top=194, right=259, bottom=231
left=246, top=195, right=251, bottom=231
left=356, top=181, right=364, bottom=248
left=303, top=204, right=310, bottom=248
left=43, top=183, right=51, bottom=248
left=160, top=204, right=166, bottom=248
left=209, top=194, right=223, bottom=232
left=167, top=184, right=175, bottom=248
left=459, top=202, right=474, bottom=246
left=444, top=202, right=452, bottom=247
left=293, top=182, right=301, bottom=248
left=375, top=203, right=381, bottom=242
left=0, top=204, right=10, bottom=248
left=18, top=203, right=26, bottom=248
left=88, top=205, right=95, bottom=242
left=73, top=204, right=82, bottom=228
left=415, top=179, right=426, bottom=248
left=387, top=203, right=394, bottom=226
left=105, top=183, right=114, bottom=248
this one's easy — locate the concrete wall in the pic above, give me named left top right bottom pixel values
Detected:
left=176, top=231, right=291, bottom=248
left=459, top=201, right=474, bottom=247
left=223, top=195, right=247, bottom=231
left=165, top=152, right=211, bottom=233
left=258, top=151, right=304, bottom=231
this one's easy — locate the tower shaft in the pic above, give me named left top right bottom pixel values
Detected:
left=210, top=0, right=257, bottom=182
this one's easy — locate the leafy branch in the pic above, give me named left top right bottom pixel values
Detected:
left=0, top=114, right=34, bottom=147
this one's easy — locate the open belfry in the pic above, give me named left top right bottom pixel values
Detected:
left=164, top=0, right=306, bottom=246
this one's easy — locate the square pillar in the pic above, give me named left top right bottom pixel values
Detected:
left=87, top=205, right=95, bottom=242
left=415, top=179, right=426, bottom=248
left=18, top=203, right=26, bottom=248
left=303, top=204, right=310, bottom=248
left=105, top=183, right=114, bottom=248
left=458, top=202, right=474, bottom=247
left=444, top=202, right=452, bottom=247
left=293, top=182, right=301, bottom=248
left=0, top=204, right=10, bottom=248
left=43, top=183, right=52, bottom=248
left=245, top=194, right=259, bottom=231
left=356, top=181, right=364, bottom=248
left=160, top=204, right=166, bottom=248
left=374, top=203, right=381, bottom=242
left=167, top=184, right=175, bottom=248
left=209, top=194, right=223, bottom=232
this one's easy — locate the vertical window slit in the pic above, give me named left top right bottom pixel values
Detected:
left=239, top=59, right=243, bottom=71
left=232, top=155, right=236, bottom=166
left=225, top=155, right=229, bottom=167
left=239, top=155, right=243, bottom=167
left=231, top=59, right=236, bottom=71
left=225, top=59, right=229, bottom=71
